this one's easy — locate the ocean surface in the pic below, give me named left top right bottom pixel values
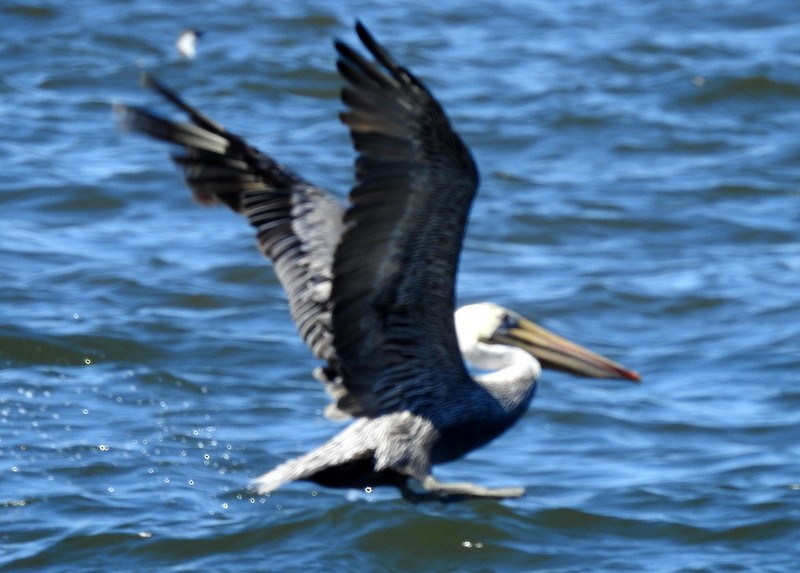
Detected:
left=2, top=1, right=799, bottom=571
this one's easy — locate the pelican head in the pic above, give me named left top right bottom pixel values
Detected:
left=455, top=302, right=640, bottom=381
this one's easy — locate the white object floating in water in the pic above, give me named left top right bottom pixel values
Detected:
left=176, top=28, right=202, bottom=59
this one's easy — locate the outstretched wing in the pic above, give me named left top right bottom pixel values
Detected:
left=330, top=23, right=480, bottom=417
left=116, top=77, right=344, bottom=362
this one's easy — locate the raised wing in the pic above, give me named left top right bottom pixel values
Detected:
left=115, top=77, right=343, bottom=362
left=330, top=23, right=480, bottom=417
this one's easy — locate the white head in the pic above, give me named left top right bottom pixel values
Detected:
left=455, top=303, right=532, bottom=372
left=454, top=302, right=641, bottom=382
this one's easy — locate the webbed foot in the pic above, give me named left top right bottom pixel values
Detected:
left=399, top=476, right=525, bottom=502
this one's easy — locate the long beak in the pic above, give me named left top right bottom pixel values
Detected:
left=493, top=317, right=641, bottom=382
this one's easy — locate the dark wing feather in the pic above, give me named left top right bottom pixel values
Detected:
left=330, top=23, right=480, bottom=417
left=116, top=77, right=344, bottom=362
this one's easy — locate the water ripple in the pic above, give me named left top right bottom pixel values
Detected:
left=3, top=0, right=800, bottom=571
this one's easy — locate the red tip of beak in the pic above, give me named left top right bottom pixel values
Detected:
left=622, top=368, right=642, bottom=383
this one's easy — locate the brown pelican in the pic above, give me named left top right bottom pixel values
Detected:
left=116, top=22, right=639, bottom=501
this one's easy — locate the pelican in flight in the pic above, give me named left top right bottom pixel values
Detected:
left=117, top=22, right=639, bottom=501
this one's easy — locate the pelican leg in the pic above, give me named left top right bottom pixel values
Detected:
left=423, top=476, right=525, bottom=499
left=399, top=476, right=524, bottom=502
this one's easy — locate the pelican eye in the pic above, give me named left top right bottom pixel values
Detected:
left=499, top=313, right=519, bottom=331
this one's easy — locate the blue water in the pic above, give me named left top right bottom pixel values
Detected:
left=2, top=1, right=799, bottom=571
